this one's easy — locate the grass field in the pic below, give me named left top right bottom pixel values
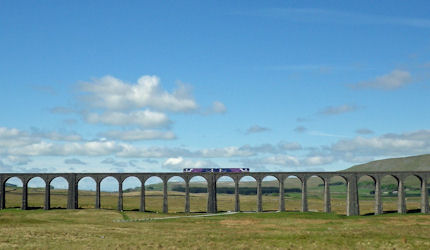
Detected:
left=1, top=208, right=430, bottom=249
left=0, top=178, right=428, bottom=249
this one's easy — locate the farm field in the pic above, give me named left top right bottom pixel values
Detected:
left=1, top=181, right=429, bottom=249
left=1, top=177, right=428, bottom=249
left=1, top=207, right=430, bottom=249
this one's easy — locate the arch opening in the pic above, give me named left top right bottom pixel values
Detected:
left=189, top=176, right=208, bottom=213
left=328, top=176, right=347, bottom=215
left=357, top=175, right=375, bottom=215
left=380, top=175, right=399, bottom=213
left=100, top=176, right=119, bottom=210
left=122, top=176, right=142, bottom=211
left=307, top=176, right=324, bottom=212
left=4, top=177, right=23, bottom=209
left=238, top=176, right=257, bottom=212
left=216, top=176, right=235, bottom=212
left=27, top=177, right=45, bottom=209
left=166, top=176, right=185, bottom=213
left=78, top=177, right=96, bottom=209
left=404, top=175, right=421, bottom=213
left=49, top=177, right=68, bottom=209
left=144, top=176, right=164, bottom=213
left=284, top=176, right=302, bottom=212
left=262, top=176, right=279, bottom=212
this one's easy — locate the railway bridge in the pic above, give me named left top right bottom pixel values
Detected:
left=1, top=171, right=429, bottom=216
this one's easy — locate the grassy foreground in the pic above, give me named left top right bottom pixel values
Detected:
left=1, top=189, right=429, bottom=249
left=1, top=209, right=430, bottom=249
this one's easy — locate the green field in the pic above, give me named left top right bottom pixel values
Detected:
left=0, top=176, right=428, bottom=248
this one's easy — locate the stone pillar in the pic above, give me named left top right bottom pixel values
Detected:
left=257, top=178, right=263, bottom=212
left=118, top=179, right=123, bottom=211
left=139, top=180, right=145, bottom=212
left=347, top=175, right=360, bottom=216
left=67, top=174, right=78, bottom=209
left=278, top=178, right=285, bottom=212
left=301, top=178, right=308, bottom=212
left=421, top=178, right=429, bottom=213
left=234, top=178, right=240, bottom=212
left=323, top=178, right=331, bottom=213
left=44, top=181, right=50, bottom=210
left=397, top=178, right=406, bottom=214
left=162, top=179, right=168, bottom=213
left=22, top=179, right=28, bottom=210
left=0, top=179, right=5, bottom=209
left=374, top=177, right=382, bottom=215
left=95, top=180, right=101, bottom=209
left=185, top=180, right=190, bottom=213
left=207, top=175, right=217, bottom=213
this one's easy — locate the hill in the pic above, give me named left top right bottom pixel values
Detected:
left=344, top=154, right=430, bottom=172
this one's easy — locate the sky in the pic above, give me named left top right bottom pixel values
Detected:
left=1, top=0, right=430, bottom=187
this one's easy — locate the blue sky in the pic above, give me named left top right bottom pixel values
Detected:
left=1, top=1, right=430, bottom=180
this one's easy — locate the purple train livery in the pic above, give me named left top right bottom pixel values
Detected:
left=183, top=168, right=250, bottom=173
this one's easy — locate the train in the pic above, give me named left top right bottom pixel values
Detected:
left=183, top=168, right=250, bottom=173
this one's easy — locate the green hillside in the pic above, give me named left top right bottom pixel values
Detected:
left=345, top=154, right=430, bottom=172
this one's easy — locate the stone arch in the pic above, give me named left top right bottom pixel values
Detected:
left=167, top=176, right=186, bottom=213
left=328, top=175, right=347, bottom=215
left=4, top=176, right=23, bottom=209
left=144, top=176, right=164, bottom=212
left=238, top=175, right=257, bottom=212
left=403, top=174, right=422, bottom=213
left=77, top=176, right=97, bottom=209
left=283, top=175, right=302, bottom=212
left=307, top=175, right=325, bottom=212
left=380, top=174, right=399, bottom=213
left=99, top=176, right=119, bottom=210
left=27, top=177, right=45, bottom=209
left=262, top=175, right=279, bottom=212
left=216, top=175, right=235, bottom=212
left=357, top=175, right=376, bottom=215
left=49, top=176, right=69, bottom=209
left=189, top=175, right=208, bottom=213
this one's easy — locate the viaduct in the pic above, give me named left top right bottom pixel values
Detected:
left=1, top=171, right=429, bottom=216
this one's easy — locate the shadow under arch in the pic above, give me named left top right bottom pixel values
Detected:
left=328, top=175, right=347, bottom=215
left=307, top=175, right=324, bottom=212
left=216, top=175, right=235, bottom=212
left=122, top=176, right=142, bottom=211
left=144, top=176, right=164, bottom=213
left=189, top=175, right=208, bottom=213
left=238, top=175, right=257, bottom=212
left=49, top=176, right=69, bottom=209
left=27, top=177, right=45, bottom=209
left=4, top=177, right=23, bottom=209
left=99, top=176, right=119, bottom=210
left=78, top=176, right=97, bottom=209
left=167, top=176, right=186, bottom=213
left=262, top=175, right=279, bottom=212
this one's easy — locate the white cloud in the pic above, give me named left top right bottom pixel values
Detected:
left=64, top=158, right=86, bottom=165
left=318, top=104, right=359, bottom=115
left=100, top=129, right=176, bottom=141
left=84, top=110, right=170, bottom=128
left=79, top=75, right=197, bottom=112
left=350, top=70, right=412, bottom=90
left=245, top=125, right=271, bottom=134
left=210, top=101, right=227, bottom=114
